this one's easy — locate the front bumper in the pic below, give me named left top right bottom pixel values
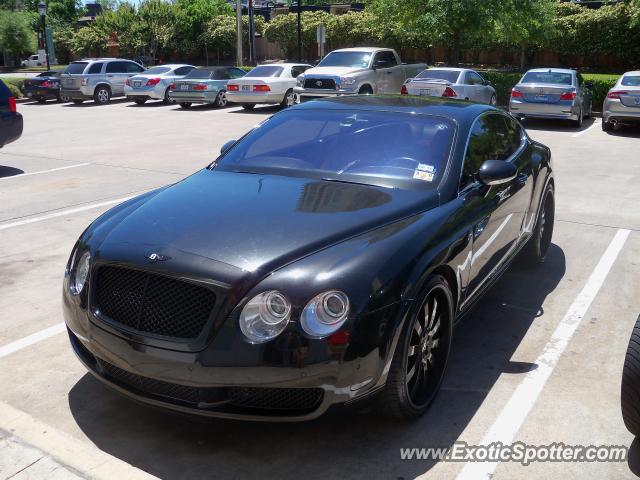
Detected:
left=168, top=90, right=219, bottom=104
left=293, top=87, right=358, bottom=103
left=509, top=99, right=579, bottom=120
left=63, top=271, right=394, bottom=421
left=227, top=91, right=284, bottom=104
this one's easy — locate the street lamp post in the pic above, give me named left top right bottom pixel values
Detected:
left=37, top=0, right=50, bottom=71
left=296, top=0, right=301, bottom=62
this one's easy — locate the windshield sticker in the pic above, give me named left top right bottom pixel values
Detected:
left=414, top=169, right=435, bottom=182
left=417, top=163, right=435, bottom=173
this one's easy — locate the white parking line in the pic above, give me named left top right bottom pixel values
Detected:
left=0, top=194, right=135, bottom=231
left=0, top=163, right=90, bottom=181
left=571, top=119, right=601, bottom=137
left=456, top=228, right=631, bottom=480
left=0, top=323, right=66, bottom=359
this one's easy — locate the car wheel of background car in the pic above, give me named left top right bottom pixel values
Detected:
left=179, top=102, right=192, bottom=109
left=490, top=94, right=497, bottom=106
left=36, top=97, right=46, bottom=104
left=133, top=97, right=147, bottom=105
left=602, top=119, right=614, bottom=132
left=280, top=89, right=295, bottom=108
left=522, top=184, right=555, bottom=265
left=573, top=107, right=583, bottom=128
left=621, top=314, right=640, bottom=436
left=358, top=85, right=373, bottom=95
left=215, top=90, right=227, bottom=108
left=379, top=274, right=453, bottom=419
left=72, top=99, right=84, bottom=105
left=163, top=88, right=174, bottom=104
left=93, top=86, right=111, bottom=105
left=241, top=104, right=255, bottom=110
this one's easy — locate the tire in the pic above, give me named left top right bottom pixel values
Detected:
left=358, top=85, right=373, bottom=95
left=36, top=97, right=46, bottom=103
left=72, top=99, right=84, bottom=105
left=602, top=119, right=614, bottom=132
left=280, top=89, right=295, bottom=108
left=622, top=315, right=640, bottom=436
left=179, top=102, right=192, bottom=109
left=133, top=97, right=147, bottom=105
left=163, top=88, right=174, bottom=104
left=489, top=94, right=497, bottom=106
left=572, top=107, right=583, bottom=128
left=378, top=274, right=453, bottom=419
left=522, top=184, right=555, bottom=265
left=215, top=90, right=227, bottom=108
left=93, top=86, right=111, bottom=105
left=242, top=104, right=255, bottom=110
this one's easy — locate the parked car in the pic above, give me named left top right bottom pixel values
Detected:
left=401, top=68, right=497, bottom=105
left=0, top=80, right=23, bottom=148
left=60, top=58, right=145, bottom=105
left=602, top=71, right=640, bottom=132
left=168, top=66, right=246, bottom=108
left=23, top=70, right=63, bottom=103
left=293, top=47, right=427, bottom=102
left=20, top=54, right=42, bottom=68
left=63, top=96, right=555, bottom=421
left=622, top=314, right=640, bottom=436
left=509, top=68, right=593, bottom=127
left=226, top=63, right=312, bottom=110
left=124, top=64, right=195, bottom=104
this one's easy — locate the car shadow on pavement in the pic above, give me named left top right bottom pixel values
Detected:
left=522, top=117, right=596, bottom=133
left=0, top=166, right=25, bottom=178
left=604, top=126, right=640, bottom=138
left=228, top=105, right=282, bottom=115
left=68, top=245, right=565, bottom=480
left=61, top=98, right=131, bottom=108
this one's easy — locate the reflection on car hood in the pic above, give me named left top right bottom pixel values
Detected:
left=102, top=169, right=438, bottom=273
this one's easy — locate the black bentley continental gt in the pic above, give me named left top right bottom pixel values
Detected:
left=63, top=96, right=554, bottom=421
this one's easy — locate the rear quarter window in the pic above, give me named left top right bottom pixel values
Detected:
left=65, top=62, right=89, bottom=74
left=87, top=63, right=103, bottom=74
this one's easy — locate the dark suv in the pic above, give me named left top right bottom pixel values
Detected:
left=61, top=58, right=145, bottom=105
left=0, top=80, right=23, bottom=148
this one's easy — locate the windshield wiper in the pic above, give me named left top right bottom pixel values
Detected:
left=321, top=177, right=384, bottom=188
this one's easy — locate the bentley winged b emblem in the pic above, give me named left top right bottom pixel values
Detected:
left=147, top=253, right=171, bottom=263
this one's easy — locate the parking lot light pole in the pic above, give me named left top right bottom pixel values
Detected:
left=236, top=0, right=242, bottom=67
left=37, top=0, right=50, bottom=71
left=297, top=0, right=301, bottom=62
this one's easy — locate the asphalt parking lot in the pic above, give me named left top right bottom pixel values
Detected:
left=1, top=98, right=639, bottom=480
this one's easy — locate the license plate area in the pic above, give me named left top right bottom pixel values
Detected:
left=420, top=89, right=432, bottom=95
left=134, top=81, right=142, bottom=88
left=242, top=85, right=250, bottom=91
left=180, top=84, right=189, bottom=91
left=535, top=94, right=549, bottom=102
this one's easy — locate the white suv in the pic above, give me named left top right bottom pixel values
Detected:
left=60, top=58, right=145, bottom=105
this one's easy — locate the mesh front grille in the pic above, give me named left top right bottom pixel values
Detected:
left=304, top=78, right=336, bottom=90
left=94, top=266, right=216, bottom=339
left=100, top=361, right=324, bottom=414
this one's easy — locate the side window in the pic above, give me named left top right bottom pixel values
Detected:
left=126, top=62, right=144, bottom=73
left=461, top=114, right=514, bottom=188
left=291, top=65, right=309, bottom=78
left=106, top=62, right=127, bottom=74
left=502, top=115, right=524, bottom=158
left=470, top=71, right=484, bottom=85
left=374, top=51, right=397, bottom=68
left=87, top=63, right=103, bottom=74
left=174, top=66, right=193, bottom=76
left=228, top=68, right=246, bottom=79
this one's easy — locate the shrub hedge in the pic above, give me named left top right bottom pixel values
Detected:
left=0, top=77, right=26, bottom=98
left=480, top=71, right=618, bottom=110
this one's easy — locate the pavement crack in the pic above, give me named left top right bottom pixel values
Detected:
left=5, top=456, right=43, bottom=479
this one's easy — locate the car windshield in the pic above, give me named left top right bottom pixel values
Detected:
left=214, top=109, right=454, bottom=189
left=144, top=66, right=171, bottom=75
left=621, top=75, right=640, bottom=87
left=416, top=70, right=461, bottom=83
left=318, top=52, right=372, bottom=68
left=64, top=62, right=88, bottom=74
left=245, top=66, right=283, bottom=77
left=39, top=71, right=60, bottom=77
left=185, top=69, right=213, bottom=79
left=521, top=71, right=573, bottom=85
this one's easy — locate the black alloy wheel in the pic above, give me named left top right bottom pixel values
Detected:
left=523, top=184, right=555, bottom=264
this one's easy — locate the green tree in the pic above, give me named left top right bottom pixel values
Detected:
left=69, top=25, right=107, bottom=57
left=138, top=0, right=176, bottom=62
left=0, top=10, right=37, bottom=63
left=264, top=11, right=332, bottom=60
left=175, top=0, right=233, bottom=61
left=92, top=3, right=141, bottom=57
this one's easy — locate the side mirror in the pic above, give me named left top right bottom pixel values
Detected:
left=484, top=80, right=492, bottom=86
left=220, top=139, right=236, bottom=155
left=478, top=160, right=517, bottom=186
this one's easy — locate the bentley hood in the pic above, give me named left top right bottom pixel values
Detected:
left=98, top=170, right=439, bottom=275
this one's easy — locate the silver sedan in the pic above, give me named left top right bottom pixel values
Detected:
left=602, top=71, right=640, bottom=132
left=125, top=64, right=195, bottom=104
left=509, top=68, right=593, bottom=127
left=401, top=68, right=497, bottom=105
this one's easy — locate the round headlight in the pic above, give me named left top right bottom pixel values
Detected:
left=239, top=290, right=291, bottom=343
left=301, top=291, right=350, bottom=339
left=73, top=251, right=91, bottom=294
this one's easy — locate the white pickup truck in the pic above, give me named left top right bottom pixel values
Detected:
left=293, top=47, right=427, bottom=102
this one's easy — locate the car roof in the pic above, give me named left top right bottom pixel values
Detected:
left=153, top=64, right=194, bottom=68
left=256, top=63, right=311, bottom=67
left=291, top=95, right=494, bottom=125
left=525, top=68, right=576, bottom=75
left=622, top=71, right=640, bottom=76
left=331, top=47, right=389, bottom=53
